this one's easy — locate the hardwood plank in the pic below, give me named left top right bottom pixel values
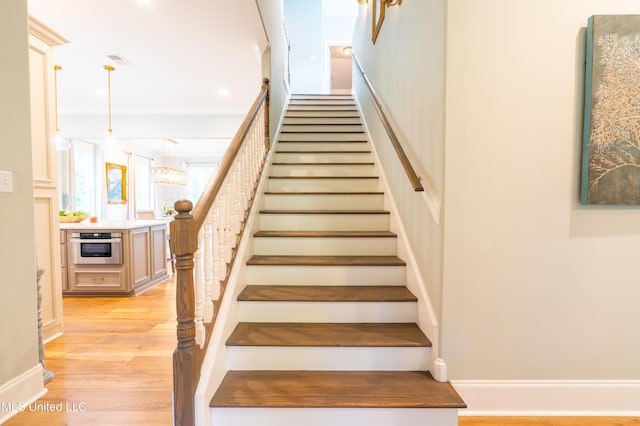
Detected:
left=210, top=370, right=465, bottom=408
left=227, top=322, right=430, bottom=347
left=246, top=255, right=405, bottom=266
left=253, top=230, right=396, bottom=237
left=271, top=162, right=375, bottom=165
left=259, top=209, right=389, bottom=214
left=238, top=285, right=416, bottom=302
left=263, top=191, right=384, bottom=195
left=275, top=150, right=371, bottom=153
left=458, top=417, right=640, bottom=426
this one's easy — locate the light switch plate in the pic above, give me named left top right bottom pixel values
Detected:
left=0, top=170, right=14, bottom=192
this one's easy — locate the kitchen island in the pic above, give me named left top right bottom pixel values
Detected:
left=60, top=219, right=172, bottom=296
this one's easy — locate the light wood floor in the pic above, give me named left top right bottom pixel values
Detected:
left=5, top=278, right=176, bottom=426
left=5, top=276, right=639, bottom=425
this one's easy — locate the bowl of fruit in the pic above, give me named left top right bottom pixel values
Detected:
left=58, top=210, right=89, bottom=223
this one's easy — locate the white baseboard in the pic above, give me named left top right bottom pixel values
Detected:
left=453, top=380, right=640, bottom=416
left=0, top=364, right=47, bottom=424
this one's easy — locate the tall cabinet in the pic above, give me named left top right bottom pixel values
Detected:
left=28, top=18, right=68, bottom=342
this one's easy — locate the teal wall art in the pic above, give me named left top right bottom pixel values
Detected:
left=581, top=15, right=640, bottom=205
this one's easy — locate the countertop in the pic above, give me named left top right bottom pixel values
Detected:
left=59, top=218, right=173, bottom=231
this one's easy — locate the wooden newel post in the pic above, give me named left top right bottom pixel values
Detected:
left=170, top=199, right=199, bottom=426
left=262, top=77, right=270, bottom=151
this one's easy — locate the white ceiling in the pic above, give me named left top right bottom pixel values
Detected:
left=28, top=0, right=268, bottom=115
left=27, top=0, right=269, bottom=158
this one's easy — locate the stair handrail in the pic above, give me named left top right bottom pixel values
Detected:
left=349, top=49, right=424, bottom=192
left=170, top=78, right=270, bottom=426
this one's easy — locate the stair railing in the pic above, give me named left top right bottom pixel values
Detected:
left=349, top=49, right=424, bottom=192
left=170, top=78, right=270, bottom=426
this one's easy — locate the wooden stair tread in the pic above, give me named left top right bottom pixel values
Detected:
left=264, top=191, right=383, bottom=195
left=253, top=230, right=396, bottom=237
left=247, top=255, right=405, bottom=266
left=238, top=285, right=415, bottom=302
left=275, top=150, right=371, bottom=153
left=259, top=209, right=389, bottom=214
left=227, top=322, right=430, bottom=347
left=210, top=370, right=466, bottom=409
left=268, top=175, right=378, bottom=179
left=271, top=162, right=374, bottom=165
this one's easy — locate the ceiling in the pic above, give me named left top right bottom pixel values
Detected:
left=27, top=0, right=269, bottom=158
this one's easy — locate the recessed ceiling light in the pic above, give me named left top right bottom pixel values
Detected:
left=137, top=0, right=152, bottom=4
left=218, top=88, right=230, bottom=97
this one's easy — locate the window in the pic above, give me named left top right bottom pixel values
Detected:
left=135, top=155, right=153, bottom=211
left=186, top=163, right=217, bottom=204
left=73, top=140, right=98, bottom=215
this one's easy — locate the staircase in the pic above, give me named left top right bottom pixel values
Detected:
left=208, top=94, right=465, bottom=425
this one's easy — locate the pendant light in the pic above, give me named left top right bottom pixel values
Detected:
left=53, top=65, right=70, bottom=151
left=103, top=65, right=116, bottom=150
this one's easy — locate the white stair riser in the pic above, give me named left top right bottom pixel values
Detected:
left=276, top=142, right=370, bottom=152
left=289, top=100, right=356, bottom=106
left=286, top=111, right=361, bottom=118
left=246, top=265, right=406, bottom=286
left=290, top=94, right=353, bottom=99
left=282, top=124, right=364, bottom=133
left=270, top=164, right=376, bottom=177
left=238, top=301, right=416, bottom=323
left=283, top=117, right=361, bottom=125
left=279, top=133, right=365, bottom=141
left=226, top=346, right=429, bottom=371
left=268, top=178, right=379, bottom=192
left=287, top=105, right=359, bottom=111
left=211, top=407, right=459, bottom=426
left=259, top=213, right=389, bottom=231
left=274, top=152, right=372, bottom=163
left=264, top=194, right=384, bottom=210
left=253, top=237, right=396, bottom=256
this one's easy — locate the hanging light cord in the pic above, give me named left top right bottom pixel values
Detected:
left=104, top=65, right=115, bottom=136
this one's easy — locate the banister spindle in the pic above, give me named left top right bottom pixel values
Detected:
left=202, top=214, right=214, bottom=322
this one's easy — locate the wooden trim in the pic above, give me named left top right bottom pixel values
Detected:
left=350, top=51, right=424, bottom=192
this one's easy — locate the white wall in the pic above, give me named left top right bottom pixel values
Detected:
left=257, top=0, right=289, bottom=139
left=352, top=0, right=640, bottom=385
left=352, top=0, right=447, bottom=322
left=0, top=0, right=43, bottom=418
left=283, top=0, right=323, bottom=93
left=443, top=0, right=640, bottom=380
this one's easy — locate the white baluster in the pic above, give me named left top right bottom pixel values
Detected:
left=202, top=212, right=214, bottom=323
left=211, top=202, right=222, bottom=302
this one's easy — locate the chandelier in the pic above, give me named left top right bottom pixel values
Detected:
left=152, top=167, right=186, bottom=186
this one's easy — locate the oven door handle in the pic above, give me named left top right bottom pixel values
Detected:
left=70, top=238, right=122, bottom=244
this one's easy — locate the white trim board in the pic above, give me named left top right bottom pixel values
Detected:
left=0, top=365, right=47, bottom=424
left=453, top=380, right=640, bottom=416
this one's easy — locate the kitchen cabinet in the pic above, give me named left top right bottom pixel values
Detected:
left=61, top=220, right=170, bottom=295
left=131, top=227, right=152, bottom=289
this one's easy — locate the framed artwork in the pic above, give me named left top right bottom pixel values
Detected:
left=372, top=0, right=385, bottom=44
left=581, top=15, right=640, bottom=205
left=106, top=162, right=127, bottom=204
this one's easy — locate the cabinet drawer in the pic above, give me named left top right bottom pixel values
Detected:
left=69, top=269, right=127, bottom=292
